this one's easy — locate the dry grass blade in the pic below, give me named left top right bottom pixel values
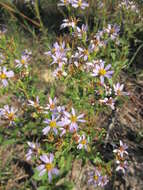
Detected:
left=0, top=1, right=41, bottom=28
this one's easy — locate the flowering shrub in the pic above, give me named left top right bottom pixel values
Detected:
left=0, top=0, right=142, bottom=189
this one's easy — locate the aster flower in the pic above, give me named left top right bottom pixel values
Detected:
left=99, top=175, right=109, bottom=187
left=113, top=83, right=129, bottom=96
left=88, top=168, right=102, bottom=187
left=89, top=32, right=106, bottom=52
left=46, top=41, right=68, bottom=56
left=42, top=114, right=60, bottom=135
left=91, top=62, right=114, bottom=84
left=99, top=97, right=115, bottom=110
left=74, top=24, right=88, bottom=39
left=37, top=154, right=59, bottom=182
left=104, top=85, right=112, bottom=96
left=63, top=108, right=85, bottom=132
left=86, top=59, right=103, bottom=72
left=57, top=106, right=65, bottom=114
left=60, top=17, right=78, bottom=29
left=45, top=41, right=68, bottom=68
left=58, top=0, right=71, bottom=7
left=51, top=52, right=68, bottom=67
left=0, top=67, right=14, bottom=87
left=77, top=134, right=88, bottom=150
left=71, top=0, right=89, bottom=9
left=45, top=97, right=57, bottom=112
left=15, top=55, right=30, bottom=69
left=0, top=105, right=17, bottom=125
left=22, top=49, right=32, bottom=56
left=26, top=141, right=41, bottom=161
left=77, top=47, right=90, bottom=61
left=104, top=24, right=120, bottom=40
left=88, top=168, right=109, bottom=187
left=118, top=0, right=139, bottom=13
left=53, top=67, right=67, bottom=78
left=113, top=140, right=128, bottom=158
left=116, top=160, right=128, bottom=174
left=59, top=118, right=70, bottom=136
left=28, top=96, right=43, bottom=112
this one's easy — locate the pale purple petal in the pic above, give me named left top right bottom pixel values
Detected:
left=39, top=169, right=46, bottom=176
left=37, top=164, right=45, bottom=172
left=48, top=171, right=52, bottom=182
left=49, top=154, right=54, bottom=163
left=64, top=111, right=71, bottom=118
left=2, top=79, right=8, bottom=87
left=40, top=155, right=49, bottom=163
left=42, top=126, right=51, bottom=135
left=6, top=71, right=14, bottom=78
left=105, top=64, right=111, bottom=70
left=52, top=168, right=59, bottom=175
left=100, top=76, right=104, bottom=84
left=71, top=108, right=76, bottom=116
left=77, top=114, right=84, bottom=119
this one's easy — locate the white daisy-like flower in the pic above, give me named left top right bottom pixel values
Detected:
left=15, top=55, right=30, bottom=69
left=113, top=83, right=129, bottom=96
left=74, top=24, right=88, bottom=39
left=37, top=154, right=59, bottom=181
left=42, top=114, right=60, bottom=135
left=63, top=108, right=86, bottom=132
left=53, top=68, right=67, bottom=78
left=77, top=134, right=88, bottom=150
left=91, top=62, right=114, bottom=84
left=71, top=0, right=89, bottom=9
left=28, top=96, right=43, bottom=112
left=60, top=18, right=78, bottom=29
left=58, top=0, right=71, bottom=7
left=26, top=141, right=41, bottom=161
left=0, top=67, right=14, bottom=87
left=0, top=105, right=17, bottom=125
left=99, top=97, right=115, bottom=110
left=113, top=140, right=128, bottom=158
left=45, top=97, right=57, bottom=112
left=116, top=160, right=128, bottom=174
left=77, top=47, right=90, bottom=61
left=104, top=24, right=120, bottom=40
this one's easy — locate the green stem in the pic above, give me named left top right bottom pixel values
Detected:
left=35, top=0, right=44, bottom=31
left=128, top=43, right=143, bottom=67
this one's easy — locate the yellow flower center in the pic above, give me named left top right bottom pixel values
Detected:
left=78, top=0, right=82, bottom=6
left=84, top=50, right=89, bottom=55
left=7, top=112, right=14, bottom=120
left=94, top=175, right=99, bottom=181
left=21, top=59, right=26, bottom=64
left=50, top=120, right=56, bottom=128
left=119, top=146, right=124, bottom=152
left=71, top=115, right=77, bottom=123
left=117, top=90, right=121, bottom=95
left=110, top=28, right=115, bottom=34
left=99, top=69, right=106, bottom=76
left=64, top=0, right=67, bottom=4
left=45, top=163, right=53, bottom=171
left=50, top=104, right=55, bottom=110
left=81, top=139, right=86, bottom=145
left=0, top=73, right=6, bottom=79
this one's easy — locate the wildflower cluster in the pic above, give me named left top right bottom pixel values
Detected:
left=118, top=0, right=140, bottom=13
left=88, top=168, right=109, bottom=188
left=58, top=0, right=89, bottom=10
left=26, top=95, right=89, bottom=181
left=0, top=0, right=138, bottom=188
left=113, top=140, right=129, bottom=174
